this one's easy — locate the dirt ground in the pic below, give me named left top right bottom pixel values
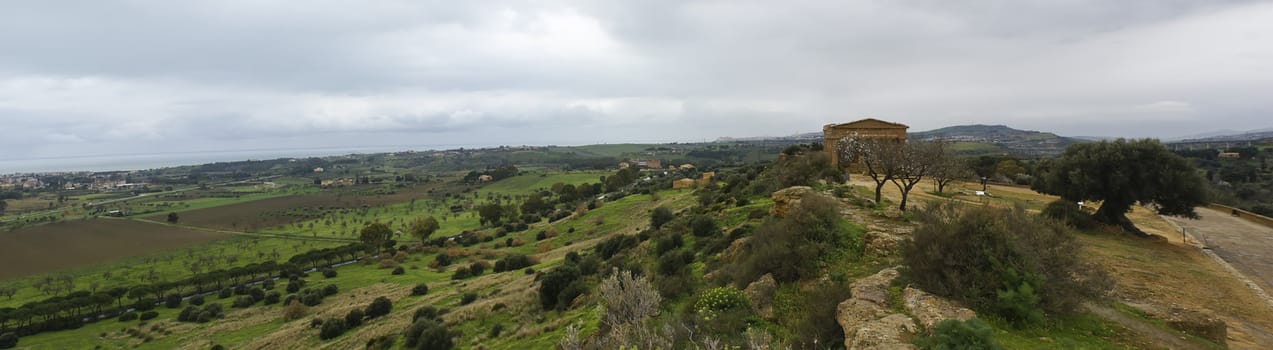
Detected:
left=0, top=219, right=229, bottom=280
left=146, top=183, right=445, bottom=232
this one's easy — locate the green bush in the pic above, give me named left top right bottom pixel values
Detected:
left=538, top=265, right=581, bottom=310
left=722, top=195, right=860, bottom=285
left=138, top=311, right=159, bottom=321
left=460, top=292, right=478, bottom=306
left=164, top=294, right=183, bottom=309
left=411, top=284, right=429, bottom=296
left=691, top=216, right=719, bottom=237
left=1041, top=199, right=1098, bottom=230
left=232, top=295, right=257, bottom=308
left=319, top=318, right=346, bottom=340
left=263, top=291, right=281, bottom=305
left=0, top=332, right=17, bottom=350
left=693, top=286, right=749, bottom=319
left=651, top=206, right=674, bottom=229
left=914, top=318, right=1002, bottom=350
left=904, top=203, right=1110, bottom=326
left=404, top=319, right=452, bottom=349
left=117, top=312, right=138, bottom=322
left=366, top=296, right=393, bottom=318
left=345, top=308, right=364, bottom=328
left=189, top=295, right=205, bottom=306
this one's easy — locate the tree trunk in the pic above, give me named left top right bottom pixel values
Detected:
left=1094, top=201, right=1149, bottom=237
left=874, top=182, right=884, bottom=203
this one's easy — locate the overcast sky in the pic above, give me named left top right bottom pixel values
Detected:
left=2, top=0, right=1272, bottom=165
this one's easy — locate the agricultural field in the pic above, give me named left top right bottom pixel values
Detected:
left=0, top=219, right=230, bottom=281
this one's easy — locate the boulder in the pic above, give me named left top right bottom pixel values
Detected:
left=849, top=314, right=918, bottom=350
left=838, top=298, right=890, bottom=346
left=771, top=186, right=815, bottom=218
left=851, top=267, right=898, bottom=305
left=744, top=274, right=778, bottom=320
left=902, top=287, right=976, bottom=331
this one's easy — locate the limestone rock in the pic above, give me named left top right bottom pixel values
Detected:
left=850, top=314, right=918, bottom=350
left=771, top=186, right=815, bottom=218
left=864, top=231, right=907, bottom=258
left=902, top=287, right=976, bottom=331
left=838, top=298, right=889, bottom=344
left=744, top=274, right=778, bottom=320
left=851, top=267, right=898, bottom=305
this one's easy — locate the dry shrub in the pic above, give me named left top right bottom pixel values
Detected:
left=545, top=228, right=558, bottom=238
left=537, top=242, right=552, bottom=254
left=281, top=300, right=308, bottom=321
left=393, top=251, right=409, bottom=262
left=378, top=259, right=400, bottom=269
left=511, top=238, right=526, bottom=247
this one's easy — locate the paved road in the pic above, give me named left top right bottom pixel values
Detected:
left=1167, top=207, right=1273, bottom=293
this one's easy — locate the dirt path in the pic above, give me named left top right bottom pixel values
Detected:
left=1164, top=207, right=1273, bottom=295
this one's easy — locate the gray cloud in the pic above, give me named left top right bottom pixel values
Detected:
left=1, top=0, right=1271, bottom=166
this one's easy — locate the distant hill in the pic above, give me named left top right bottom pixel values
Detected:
left=1171, top=129, right=1273, bottom=144
left=909, top=124, right=1081, bottom=157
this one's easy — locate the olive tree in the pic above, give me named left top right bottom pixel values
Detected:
left=1032, top=139, right=1206, bottom=236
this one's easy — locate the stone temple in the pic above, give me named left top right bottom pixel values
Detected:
left=822, top=118, right=909, bottom=171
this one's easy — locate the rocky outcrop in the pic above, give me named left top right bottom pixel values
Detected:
left=864, top=230, right=907, bottom=258
left=850, top=314, right=919, bottom=350
left=771, top=186, right=815, bottom=218
left=902, top=287, right=976, bottom=331
left=837, top=267, right=914, bottom=349
left=744, top=274, right=778, bottom=320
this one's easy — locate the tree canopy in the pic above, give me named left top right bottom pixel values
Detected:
left=1032, top=139, right=1207, bottom=235
left=359, top=222, right=393, bottom=252
left=409, top=216, right=440, bottom=244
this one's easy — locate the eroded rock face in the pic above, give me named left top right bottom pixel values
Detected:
left=851, top=268, right=898, bottom=305
left=850, top=314, right=919, bottom=350
left=771, top=186, right=815, bottom=218
left=744, top=274, right=777, bottom=320
left=902, top=287, right=976, bottom=331
left=837, top=267, right=912, bottom=348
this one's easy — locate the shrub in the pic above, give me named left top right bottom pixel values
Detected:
left=286, top=282, right=302, bottom=293
left=555, top=282, right=586, bottom=311
left=451, top=267, right=471, bottom=280
left=914, top=318, right=1002, bottom=350
left=657, top=250, right=694, bottom=276
left=178, top=306, right=199, bottom=322
left=210, top=345, right=225, bottom=350
left=319, top=318, right=346, bottom=340
left=392, top=266, right=406, bottom=275
left=0, top=333, right=17, bottom=349
left=133, top=297, right=157, bottom=312
left=790, top=280, right=853, bottom=348
left=493, top=254, right=535, bottom=272
left=117, top=312, right=138, bottom=322
left=365, top=335, right=396, bottom=350
left=262, top=279, right=276, bottom=290
left=263, top=291, right=281, bottom=305
left=904, top=202, right=1110, bottom=326
left=488, top=323, right=504, bottom=338
left=282, top=300, right=308, bottom=321
left=411, top=284, right=429, bottom=296
left=404, top=319, right=452, bottom=349
left=723, top=195, right=860, bottom=285
left=691, top=216, right=719, bottom=237
left=321, top=268, right=338, bottom=278
left=538, top=265, right=582, bottom=310
left=345, top=309, right=364, bottom=328
left=1041, top=199, right=1098, bottom=230
left=655, top=234, right=683, bottom=256
left=650, top=206, right=674, bottom=229
left=232, top=295, right=256, bottom=308
left=366, top=296, right=393, bottom=318
left=218, top=288, right=233, bottom=299
left=323, top=284, right=339, bottom=297
left=412, top=306, right=440, bottom=322
left=467, top=262, right=485, bottom=276
left=189, top=295, right=205, bottom=306
left=249, top=287, right=265, bottom=302
left=693, top=286, right=749, bottom=317
left=139, top=311, right=159, bottom=321
left=460, top=293, right=478, bottom=306
left=595, top=235, right=638, bottom=260
left=165, top=294, right=183, bottom=309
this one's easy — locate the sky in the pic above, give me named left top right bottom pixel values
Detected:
left=2, top=0, right=1272, bottom=166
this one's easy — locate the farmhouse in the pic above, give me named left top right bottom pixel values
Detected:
left=822, top=118, right=909, bottom=171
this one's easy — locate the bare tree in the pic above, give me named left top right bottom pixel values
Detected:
left=839, top=136, right=904, bottom=203
left=890, top=141, right=946, bottom=211
left=0, top=284, right=19, bottom=299
left=930, top=152, right=971, bottom=194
